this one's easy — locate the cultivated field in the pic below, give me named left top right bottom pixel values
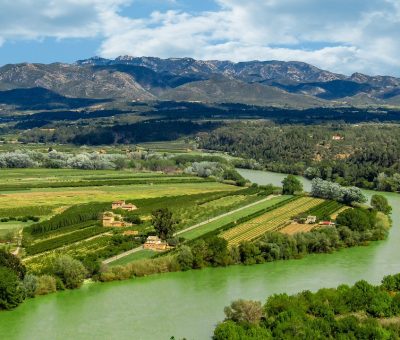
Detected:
left=279, top=223, right=318, bottom=235
left=178, top=195, right=291, bottom=240
left=19, top=184, right=269, bottom=271
left=221, top=197, right=325, bottom=245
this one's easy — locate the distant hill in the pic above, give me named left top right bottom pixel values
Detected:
left=0, top=87, right=107, bottom=110
left=0, top=56, right=399, bottom=108
left=159, top=76, right=326, bottom=108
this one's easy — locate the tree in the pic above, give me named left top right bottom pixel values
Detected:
left=52, top=255, right=87, bottom=289
left=0, top=249, right=26, bottom=279
left=0, top=267, right=25, bottom=310
left=371, top=195, right=392, bottom=215
left=336, top=209, right=375, bottom=232
left=176, top=245, right=194, bottom=271
left=206, top=237, right=230, bottom=266
left=311, top=178, right=366, bottom=203
left=224, top=299, right=263, bottom=325
left=282, top=175, right=303, bottom=195
left=152, top=208, right=178, bottom=240
left=342, top=187, right=367, bottom=204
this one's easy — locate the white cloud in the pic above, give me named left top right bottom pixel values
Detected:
left=0, top=0, right=399, bottom=75
left=97, top=0, right=400, bottom=75
left=0, top=0, right=129, bottom=40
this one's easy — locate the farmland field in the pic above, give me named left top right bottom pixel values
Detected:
left=0, top=181, right=238, bottom=211
left=178, top=195, right=291, bottom=240
left=16, top=177, right=266, bottom=269
left=108, top=249, right=157, bottom=267
left=279, top=223, right=318, bottom=235
left=221, top=197, right=325, bottom=245
left=0, top=221, right=23, bottom=237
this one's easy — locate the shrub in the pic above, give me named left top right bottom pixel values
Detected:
left=35, top=275, right=57, bottom=295
left=22, top=274, right=38, bottom=298
left=177, top=245, right=194, bottom=271
left=52, top=255, right=87, bottom=289
left=224, top=299, right=263, bottom=325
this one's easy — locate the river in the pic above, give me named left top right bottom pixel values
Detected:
left=0, top=169, right=399, bottom=340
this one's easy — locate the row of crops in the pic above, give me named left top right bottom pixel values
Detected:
left=25, top=224, right=108, bottom=255
left=304, top=200, right=344, bottom=219
left=28, top=202, right=109, bottom=235
left=0, top=176, right=211, bottom=191
left=221, top=197, right=325, bottom=246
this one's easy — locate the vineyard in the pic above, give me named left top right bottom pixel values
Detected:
left=304, top=200, right=344, bottom=219
left=25, top=223, right=108, bottom=256
left=221, top=197, right=325, bottom=246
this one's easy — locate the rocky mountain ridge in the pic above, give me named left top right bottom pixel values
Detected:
left=0, top=56, right=399, bottom=108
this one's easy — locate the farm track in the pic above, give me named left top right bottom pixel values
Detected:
left=222, top=197, right=325, bottom=246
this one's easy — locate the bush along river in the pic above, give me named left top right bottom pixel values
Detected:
left=0, top=169, right=399, bottom=340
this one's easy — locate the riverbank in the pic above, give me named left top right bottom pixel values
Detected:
left=0, top=169, right=399, bottom=339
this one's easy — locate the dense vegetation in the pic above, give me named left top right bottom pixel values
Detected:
left=0, top=149, right=246, bottom=187
left=17, top=119, right=220, bottom=145
left=200, top=122, right=400, bottom=191
left=213, top=273, right=400, bottom=339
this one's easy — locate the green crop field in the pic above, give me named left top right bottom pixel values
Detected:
left=222, top=197, right=325, bottom=246
left=0, top=221, right=23, bottom=237
left=108, top=250, right=157, bottom=267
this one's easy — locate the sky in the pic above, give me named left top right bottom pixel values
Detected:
left=0, top=0, right=399, bottom=76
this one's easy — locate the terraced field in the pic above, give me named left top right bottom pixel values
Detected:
left=221, top=197, right=325, bottom=245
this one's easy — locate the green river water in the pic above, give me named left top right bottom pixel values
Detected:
left=0, top=169, right=399, bottom=340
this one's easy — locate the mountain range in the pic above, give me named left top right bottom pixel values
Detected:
left=1, top=56, right=400, bottom=109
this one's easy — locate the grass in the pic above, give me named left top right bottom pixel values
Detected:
left=0, top=220, right=29, bottom=237
left=108, top=249, right=157, bottom=266
left=179, top=195, right=291, bottom=240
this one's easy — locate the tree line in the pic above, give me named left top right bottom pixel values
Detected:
left=200, top=122, right=400, bottom=192
left=213, top=273, right=400, bottom=339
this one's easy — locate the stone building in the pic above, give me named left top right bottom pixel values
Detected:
left=111, top=200, right=137, bottom=211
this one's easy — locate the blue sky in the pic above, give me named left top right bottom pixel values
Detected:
left=0, top=0, right=399, bottom=76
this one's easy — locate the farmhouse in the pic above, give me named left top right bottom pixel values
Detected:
left=305, top=215, right=317, bottom=224
left=143, top=236, right=170, bottom=251
left=111, top=200, right=137, bottom=211
left=102, top=212, right=132, bottom=228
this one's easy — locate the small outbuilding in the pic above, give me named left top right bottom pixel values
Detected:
left=112, top=200, right=137, bottom=211
left=102, top=212, right=132, bottom=228
left=319, top=221, right=335, bottom=226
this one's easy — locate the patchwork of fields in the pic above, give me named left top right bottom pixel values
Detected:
left=19, top=185, right=272, bottom=271
left=221, top=197, right=325, bottom=245
left=1, top=168, right=349, bottom=270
